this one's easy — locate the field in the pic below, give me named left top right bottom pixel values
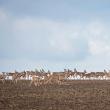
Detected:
left=0, top=80, right=110, bottom=110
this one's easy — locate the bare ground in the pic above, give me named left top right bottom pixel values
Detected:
left=0, top=80, right=110, bottom=110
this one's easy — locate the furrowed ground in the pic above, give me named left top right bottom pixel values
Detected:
left=0, top=80, right=110, bottom=110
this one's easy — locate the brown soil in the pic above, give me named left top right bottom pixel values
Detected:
left=0, top=80, right=110, bottom=110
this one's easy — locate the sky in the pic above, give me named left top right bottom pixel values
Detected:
left=0, top=0, right=110, bottom=72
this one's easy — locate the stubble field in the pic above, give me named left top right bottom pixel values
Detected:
left=0, top=80, right=110, bottom=110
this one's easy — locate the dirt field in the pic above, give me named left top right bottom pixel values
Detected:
left=0, top=80, right=110, bottom=110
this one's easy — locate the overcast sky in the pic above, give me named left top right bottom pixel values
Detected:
left=0, top=0, right=110, bottom=72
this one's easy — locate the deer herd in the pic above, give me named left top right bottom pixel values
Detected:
left=0, top=68, right=110, bottom=86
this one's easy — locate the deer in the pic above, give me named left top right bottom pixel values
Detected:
left=0, top=72, right=6, bottom=84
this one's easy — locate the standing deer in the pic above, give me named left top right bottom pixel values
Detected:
left=0, top=72, right=6, bottom=84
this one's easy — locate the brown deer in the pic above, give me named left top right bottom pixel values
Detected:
left=0, top=72, right=6, bottom=84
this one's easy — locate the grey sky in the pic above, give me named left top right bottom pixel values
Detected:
left=0, top=0, right=110, bottom=72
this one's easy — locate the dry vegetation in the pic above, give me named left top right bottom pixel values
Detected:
left=0, top=80, right=110, bottom=110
